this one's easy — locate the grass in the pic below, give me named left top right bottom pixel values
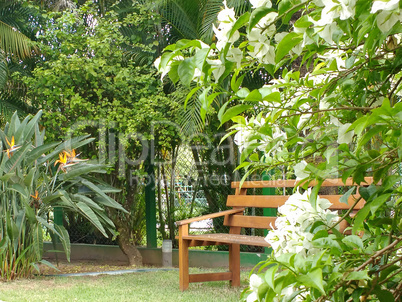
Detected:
left=0, top=268, right=249, bottom=302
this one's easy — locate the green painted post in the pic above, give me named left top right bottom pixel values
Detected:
left=145, top=153, right=157, bottom=249
left=262, top=171, right=276, bottom=254
left=54, top=207, right=63, bottom=226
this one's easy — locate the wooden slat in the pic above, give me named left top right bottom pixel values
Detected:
left=176, top=208, right=245, bottom=226
left=224, top=215, right=276, bottom=229
left=182, top=234, right=271, bottom=247
left=189, top=272, right=232, bottom=283
left=227, top=195, right=288, bottom=208
left=231, top=177, right=374, bottom=189
left=226, top=194, right=364, bottom=210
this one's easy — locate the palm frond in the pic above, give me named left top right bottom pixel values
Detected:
left=227, top=0, right=251, bottom=15
left=159, top=0, right=199, bottom=40
left=198, top=0, right=222, bottom=43
left=172, top=84, right=206, bottom=136
left=0, top=20, right=34, bottom=59
left=0, top=50, right=7, bottom=89
left=0, top=94, right=35, bottom=125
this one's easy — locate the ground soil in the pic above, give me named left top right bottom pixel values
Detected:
left=38, top=259, right=138, bottom=276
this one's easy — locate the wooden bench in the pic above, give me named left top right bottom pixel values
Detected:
left=176, top=177, right=374, bottom=291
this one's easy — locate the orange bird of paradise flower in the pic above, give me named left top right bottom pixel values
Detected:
left=54, top=149, right=87, bottom=171
left=30, top=190, right=41, bottom=209
left=4, top=136, right=20, bottom=158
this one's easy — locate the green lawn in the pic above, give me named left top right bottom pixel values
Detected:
left=0, top=269, right=249, bottom=302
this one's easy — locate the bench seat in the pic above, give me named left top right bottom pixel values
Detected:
left=181, top=233, right=270, bottom=247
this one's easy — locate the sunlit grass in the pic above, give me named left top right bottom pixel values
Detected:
left=0, top=268, right=249, bottom=302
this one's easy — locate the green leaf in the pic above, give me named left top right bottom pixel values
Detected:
left=194, top=48, right=209, bottom=70
left=370, top=193, right=391, bottom=214
left=80, top=179, right=126, bottom=212
left=72, top=194, right=103, bottom=211
left=61, top=164, right=106, bottom=181
left=244, top=89, right=262, bottom=102
left=184, top=86, right=201, bottom=109
left=23, top=110, right=43, bottom=142
left=231, top=72, right=246, bottom=93
left=296, top=268, right=326, bottom=295
left=275, top=32, right=303, bottom=63
left=342, top=235, right=364, bottom=250
left=36, top=216, right=60, bottom=238
left=199, top=86, right=211, bottom=123
left=345, top=270, right=371, bottom=281
left=373, top=288, right=394, bottom=302
left=264, top=264, right=278, bottom=290
left=353, top=205, right=371, bottom=233
left=217, top=100, right=230, bottom=122
left=32, top=223, right=43, bottom=260
left=76, top=201, right=107, bottom=237
left=340, top=187, right=356, bottom=205
left=219, top=104, right=253, bottom=125
left=26, top=142, right=60, bottom=165
left=178, top=57, right=196, bottom=87
left=248, top=7, right=273, bottom=32
left=54, top=224, right=71, bottom=262
left=24, top=167, right=36, bottom=187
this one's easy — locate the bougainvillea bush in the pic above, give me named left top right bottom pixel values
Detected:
left=156, top=0, right=402, bottom=300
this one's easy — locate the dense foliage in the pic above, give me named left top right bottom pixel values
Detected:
left=16, top=1, right=182, bottom=264
left=157, top=0, right=402, bottom=300
left=0, top=111, right=125, bottom=280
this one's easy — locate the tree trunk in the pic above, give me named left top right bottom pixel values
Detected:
left=117, top=227, right=143, bottom=266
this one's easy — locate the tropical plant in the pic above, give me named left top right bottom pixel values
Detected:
left=156, top=0, right=402, bottom=300
left=0, top=0, right=40, bottom=121
left=0, top=110, right=126, bottom=280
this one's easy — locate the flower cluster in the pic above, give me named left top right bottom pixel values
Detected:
left=265, top=188, right=340, bottom=257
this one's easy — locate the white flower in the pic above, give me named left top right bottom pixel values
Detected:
left=376, top=10, right=402, bottom=32
left=217, top=0, right=236, bottom=23
left=265, top=187, right=340, bottom=257
left=257, top=12, right=278, bottom=31
left=192, top=68, right=203, bottom=82
left=250, top=274, right=264, bottom=291
left=371, top=0, right=401, bottom=32
left=206, top=59, right=226, bottom=82
left=294, top=160, right=309, bottom=180
left=319, top=100, right=330, bottom=110
left=247, top=292, right=258, bottom=302
left=319, top=49, right=347, bottom=70
left=249, top=0, right=272, bottom=9
left=371, top=0, right=400, bottom=13
left=318, top=0, right=357, bottom=25
left=317, top=197, right=332, bottom=210
left=226, top=48, right=243, bottom=69
left=337, top=123, right=354, bottom=144
left=315, top=21, right=339, bottom=44
left=249, top=43, right=276, bottom=65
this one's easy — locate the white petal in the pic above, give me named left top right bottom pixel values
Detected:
left=376, top=10, right=401, bottom=32
left=294, top=160, right=309, bottom=180
left=337, top=123, right=354, bottom=144
left=371, top=0, right=400, bottom=13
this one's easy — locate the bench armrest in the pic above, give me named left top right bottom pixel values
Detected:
left=176, top=208, right=245, bottom=226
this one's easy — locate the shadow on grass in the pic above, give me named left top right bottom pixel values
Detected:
left=0, top=268, right=249, bottom=302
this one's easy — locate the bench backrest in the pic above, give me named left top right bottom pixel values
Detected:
left=223, top=177, right=374, bottom=230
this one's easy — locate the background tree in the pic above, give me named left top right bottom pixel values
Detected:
left=20, top=1, right=181, bottom=265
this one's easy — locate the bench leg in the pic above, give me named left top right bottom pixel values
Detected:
left=179, top=231, right=189, bottom=291
left=229, top=243, right=240, bottom=287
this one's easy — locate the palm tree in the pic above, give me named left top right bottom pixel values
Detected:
left=0, top=0, right=39, bottom=121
